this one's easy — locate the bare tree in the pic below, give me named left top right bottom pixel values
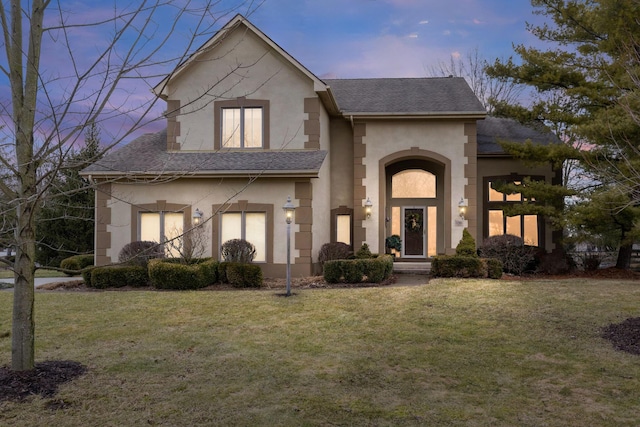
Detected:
left=427, top=48, right=523, bottom=113
left=0, top=0, right=262, bottom=371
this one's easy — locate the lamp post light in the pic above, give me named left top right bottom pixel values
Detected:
left=283, top=196, right=296, bottom=297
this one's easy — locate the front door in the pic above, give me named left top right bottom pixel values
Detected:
left=402, top=207, right=425, bottom=258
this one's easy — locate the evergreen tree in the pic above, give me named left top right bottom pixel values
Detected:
left=36, top=124, right=102, bottom=267
left=486, top=0, right=640, bottom=268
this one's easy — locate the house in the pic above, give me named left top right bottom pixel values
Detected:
left=81, top=14, right=560, bottom=277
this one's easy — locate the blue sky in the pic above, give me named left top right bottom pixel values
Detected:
left=1, top=0, right=546, bottom=146
left=244, top=0, right=543, bottom=78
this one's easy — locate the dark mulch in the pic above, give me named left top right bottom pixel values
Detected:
left=0, top=360, right=86, bottom=402
left=602, top=317, right=640, bottom=355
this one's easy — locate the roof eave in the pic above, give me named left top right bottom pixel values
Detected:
left=342, top=111, right=487, bottom=120
left=82, top=170, right=322, bottom=179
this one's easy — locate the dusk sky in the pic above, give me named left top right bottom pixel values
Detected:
left=1, top=1, right=548, bottom=146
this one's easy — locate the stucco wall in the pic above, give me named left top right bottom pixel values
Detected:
left=360, top=120, right=470, bottom=254
left=165, top=25, right=317, bottom=152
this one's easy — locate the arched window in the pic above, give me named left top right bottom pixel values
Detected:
left=392, top=169, right=436, bottom=198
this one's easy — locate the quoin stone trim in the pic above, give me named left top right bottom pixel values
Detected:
left=464, top=122, right=478, bottom=243
left=294, top=181, right=313, bottom=272
left=166, top=100, right=181, bottom=151
left=352, top=122, right=367, bottom=248
left=304, top=97, right=321, bottom=149
left=95, top=183, right=112, bottom=266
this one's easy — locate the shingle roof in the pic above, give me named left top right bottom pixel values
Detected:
left=477, top=116, right=560, bottom=155
left=324, top=77, right=486, bottom=115
left=82, top=129, right=327, bottom=177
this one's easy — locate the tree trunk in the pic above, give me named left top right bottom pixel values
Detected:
left=11, top=204, right=36, bottom=371
left=616, top=241, right=633, bottom=270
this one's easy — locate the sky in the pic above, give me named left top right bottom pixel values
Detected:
left=0, top=0, right=549, bottom=147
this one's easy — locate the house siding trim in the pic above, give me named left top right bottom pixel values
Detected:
left=353, top=122, right=367, bottom=248
left=95, top=183, right=112, bottom=266
left=464, top=122, right=478, bottom=243
left=304, top=97, right=321, bottom=149
left=166, top=100, right=181, bottom=151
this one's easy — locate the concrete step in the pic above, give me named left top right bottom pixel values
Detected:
left=393, top=261, right=431, bottom=274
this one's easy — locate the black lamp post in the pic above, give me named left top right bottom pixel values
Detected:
left=283, top=196, right=296, bottom=296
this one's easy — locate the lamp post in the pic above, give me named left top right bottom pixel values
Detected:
left=283, top=196, right=296, bottom=296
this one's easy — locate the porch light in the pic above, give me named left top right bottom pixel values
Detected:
left=458, top=198, right=467, bottom=219
left=283, top=196, right=296, bottom=297
left=193, top=208, right=203, bottom=226
left=364, top=197, right=373, bottom=219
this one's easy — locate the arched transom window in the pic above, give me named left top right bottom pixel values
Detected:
left=392, top=169, right=436, bottom=198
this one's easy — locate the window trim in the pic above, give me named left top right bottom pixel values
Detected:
left=211, top=201, right=274, bottom=263
left=484, top=175, right=545, bottom=247
left=331, top=206, right=353, bottom=248
left=220, top=211, right=268, bottom=262
left=214, top=98, right=270, bottom=149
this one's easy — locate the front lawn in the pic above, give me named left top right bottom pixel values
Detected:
left=0, top=278, right=639, bottom=426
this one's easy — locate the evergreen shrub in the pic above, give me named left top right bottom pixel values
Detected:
left=60, top=254, right=94, bottom=275
left=318, top=242, right=352, bottom=265
left=226, top=263, right=263, bottom=288
left=89, top=265, right=149, bottom=289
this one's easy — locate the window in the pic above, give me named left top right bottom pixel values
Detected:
left=221, top=212, right=266, bottom=262
left=486, top=179, right=541, bottom=246
left=221, top=107, right=263, bottom=148
left=214, top=99, right=270, bottom=149
left=139, top=211, right=184, bottom=256
left=392, top=169, right=436, bottom=198
left=336, top=214, right=351, bottom=245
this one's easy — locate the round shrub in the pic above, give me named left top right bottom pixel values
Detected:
left=118, top=241, right=164, bottom=267
left=318, top=242, right=352, bottom=265
left=221, top=239, right=256, bottom=263
left=478, top=234, right=537, bottom=275
left=60, top=254, right=94, bottom=276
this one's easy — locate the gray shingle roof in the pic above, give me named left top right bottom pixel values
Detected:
left=324, top=77, right=486, bottom=114
left=477, top=116, right=560, bottom=155
left=82, top=129, right=327, bottom=176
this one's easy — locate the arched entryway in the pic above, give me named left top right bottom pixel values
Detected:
left=379, top=150, right=451, bottom=260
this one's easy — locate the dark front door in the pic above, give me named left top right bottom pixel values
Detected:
left=403, top=207, right=425, bottom=258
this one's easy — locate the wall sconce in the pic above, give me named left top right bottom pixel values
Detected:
left=193, top=208, right=203, bottom=226
left=364, top=197, right=373, bottom=219
left=458, top=198, right=467, bottom=220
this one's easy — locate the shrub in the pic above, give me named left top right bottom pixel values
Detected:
left=431, top=255, right=486, bottom=278
left=198, top=259, right=219, bottom=286
left=322, top=255, right=393, bottom=284
left=226, top=263, right=263, bottom=288
left=456, top=228, right=477, bottom=257
left=484, top=258, right=503, bottom=279
left=89, top=265, right=149, bottom=289
left=318, top=242, right=352, bottom=265
left=478, top=234, right=537, bottom=275
left=118, top=241, right=164, bottom=267
left=149, top=259, right=207, bottom=290
left=356, top=243, right=373, bottom=259
left=60, top=254, right=94, bottom=276
left=536, top=249, right=574, bottom=275
left=221, top=239, right=256, bottom=263
left=81, top=267, right=93, bottom=285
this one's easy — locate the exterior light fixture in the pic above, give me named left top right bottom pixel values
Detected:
left=364, top=197, right=373, bottom=219
left=458, top=198, right=467, bottom=220
left=282, top=196, right=296, bottom=296
left=193, top=208, right=203, bottom=226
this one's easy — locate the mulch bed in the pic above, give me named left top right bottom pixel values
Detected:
left=602, top=317, right=640, bottom=355
left=0, top=360, right=86, bottom=402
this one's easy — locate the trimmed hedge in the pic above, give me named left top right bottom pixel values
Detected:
left=323, top=255, right=393, bottom=284
left=431, top=255, right=503, bottom=279
left=60, top=254, right=94, bottom=275
left=148, top=258, right=219, bottom=290
left=88, top=265, right=149, bottom=289
left=225, top=262, right=263, bottom=288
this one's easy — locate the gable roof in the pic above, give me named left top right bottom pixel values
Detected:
left=153, top=14, right=329, bottom=99
left=477, top=116, right=560, bottom=155
left=82, top=130, right=327, bottom=178
left=325, top=77, right=486, bottom=118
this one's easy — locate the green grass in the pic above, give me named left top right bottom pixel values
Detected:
left=1, top=278, right=640, bottom=426
left=0, top=269, right=68, bottom=279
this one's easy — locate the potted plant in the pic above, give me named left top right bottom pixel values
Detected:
left=385, top=234, right=402, bottom=256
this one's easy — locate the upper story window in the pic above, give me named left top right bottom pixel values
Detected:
left=214, top=98, right=270, bottom=149
left=222, top=106, right=263, bottom=148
